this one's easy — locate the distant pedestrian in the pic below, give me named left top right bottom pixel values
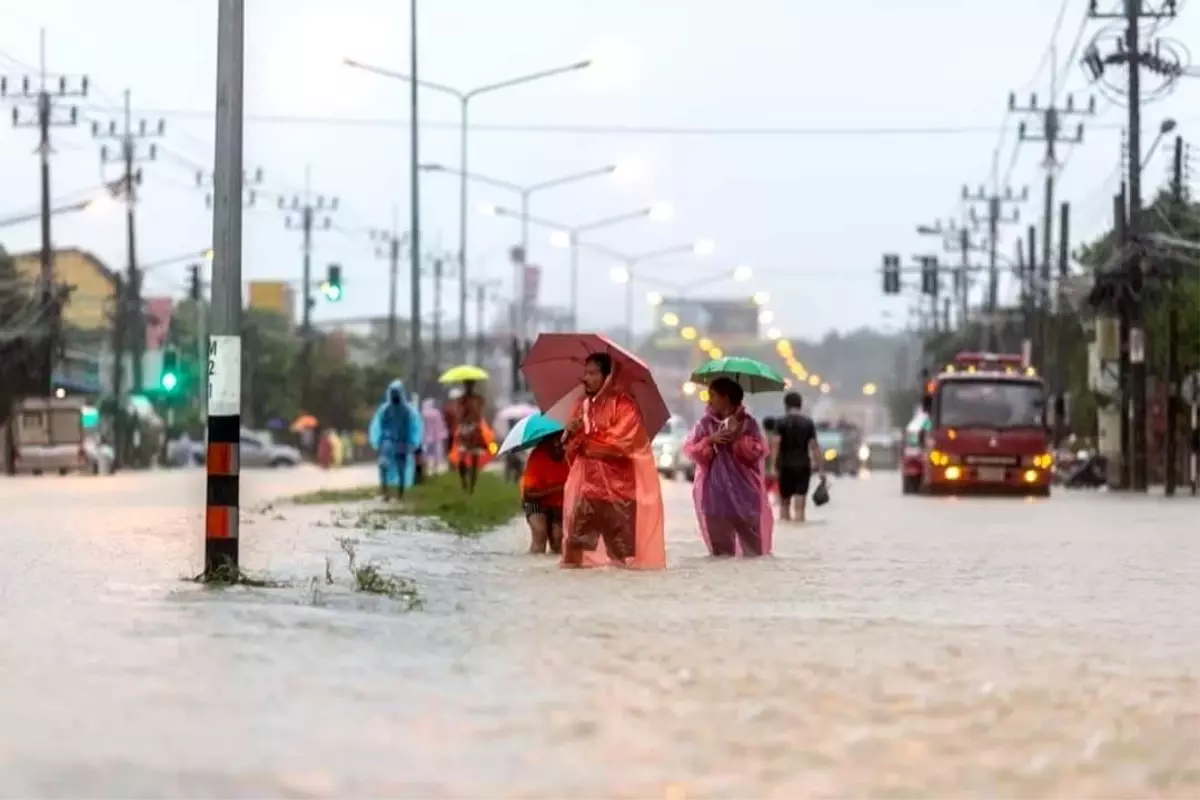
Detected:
left=368, top=379, right=423, bottom=501
left=774, top=391, right=824, bottom=522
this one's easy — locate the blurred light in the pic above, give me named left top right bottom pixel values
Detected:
left=204, top=248, right=214, bottom=261
left=732, top=264, right=753, bottom=282
left=819, top=382, right=830, bottom=394
left=698, top=388, right=710, bottom=403
left=85, top=193, right=117, bottom=213
left=549, top=230, right=571, bottom=248
left=693, top=238, right=715, bottom=256
left=808, top=375, right=820, bottom=387
left=709, top=347, right=724, bottom=359
left=54, top=387, right=66, bottom=399
left=648, top=201, right=674, bottom=222
left=752, top=291, right=770, bottom=306
left=945, top=466, right=962, bottom=481
left=682, top=381, right=697, bottom=396
left=661, top=311, right=679, bottom=327
left=479, top=203, right=497, bottom=216
left=862, top=382, right=878, bottom=396
left=646, top=290, right=664, bottom=305
left=612, top=159, right=642, bottom=182
left=783, top=378, right=792, bottom=388
left=698, top=337, right=714, bottom=351
left=775, top=340, right=792, bottom=357
left=767, top=327, right=782, bottom=340
left=680, top=326, right=697, bottom=340
left=759, top=310, right=775, bottom=325
left=1023, top=469, right=1040, bottom=483
left=610, top=264, right=631, bottom=284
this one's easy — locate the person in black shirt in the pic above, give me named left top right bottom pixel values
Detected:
left=774, top=391, right=824, bottom=521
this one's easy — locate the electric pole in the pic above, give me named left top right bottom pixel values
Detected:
left=963, top=183, right=1026, bottom=347
left=277, top=166, right=339, bottom=411
left=915, top=219, right=988, bottom=329
left=1085, top=0, right=1179, bottom=491
left=369, top=208, right=407, bottom=353
left=0, top=30, right=88, bottom=394
left=468, top=278, right=502, bottom=364
left=91, top=91, right=165, bottom=396
left=408, top=0, right=423, bottom=397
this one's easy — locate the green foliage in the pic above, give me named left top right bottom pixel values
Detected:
left=293, top=471, right=520, bottom=536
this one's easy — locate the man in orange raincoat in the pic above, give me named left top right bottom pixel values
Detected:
left=448, top=380, right=494, bottom=493
left=560, top=352, right=666, bottom=570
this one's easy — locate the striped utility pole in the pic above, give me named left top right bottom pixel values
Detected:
left=204, top=0, right=246, bottom=575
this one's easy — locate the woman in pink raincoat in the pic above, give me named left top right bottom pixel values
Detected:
left=682, top=377, right=773, bottom=557
left=420, top=398, right=448, bottom=474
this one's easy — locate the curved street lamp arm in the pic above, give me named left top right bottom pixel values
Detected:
left=492, top=207, right=571, bottom=232
left=525, top=164, right=616, bottom=194
left=342, top=58, right=466, bottom=100
left=574, top=208, right=650, bottom=234
left=465, top=60, right=592, bottom=100
left=423, top=163, right=524, bottom=194
left=574, top=240, right=629, bottom=263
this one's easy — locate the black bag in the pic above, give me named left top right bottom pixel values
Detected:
left=812, top=475, right=830, bottom=506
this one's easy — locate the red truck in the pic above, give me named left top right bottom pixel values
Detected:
left=916, top=352, right=1054, bottom=497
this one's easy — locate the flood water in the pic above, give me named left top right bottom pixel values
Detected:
left=1, top=467, right=1197, bottom=798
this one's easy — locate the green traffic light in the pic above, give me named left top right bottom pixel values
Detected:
left=161, top=372, right=179, bottom=392
left=323, top=283, right=343, bottom=302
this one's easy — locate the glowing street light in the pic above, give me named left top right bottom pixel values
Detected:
left=661, top=311, right=680, bottom=327
left=819, top=382, right=831, bottom=394
left=732, top=263, right=753, bottom=282
left=698, top=337, right=714, bottom=351
left=610, top=264, right=631, bottom=284
left=767, top=327, right=782, bottom=340
left=548, top=229, right=571, bottom=248
left=682, top=381, right=697, bottom=396
left=709, top=347, right=724, bottom=359
left=693, top=238, right=716, bottom=256
left=808, top=375, right=821, bottom=387
left=752, top=290, right=770, bottom=306
left=648, top=201, right=675, bottom=222
left=680, top=326, right=698, bottom=340
left=479, top=202, right=497, bottom=216
left=758, top=309, right=774, bottom=324
left=646, top=290, right=664, bottom=306
left=862, top=382, right=878, bottom=396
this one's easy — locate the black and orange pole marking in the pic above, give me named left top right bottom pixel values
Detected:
left=205, top=0, right=246, bottom=577
left=205, top=413, right=240, bottom=570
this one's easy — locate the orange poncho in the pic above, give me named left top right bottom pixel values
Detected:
left=561, top=379, right=665, bottom=570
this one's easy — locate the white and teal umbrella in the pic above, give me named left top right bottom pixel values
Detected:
left=496, top=412, right=564, bottom=458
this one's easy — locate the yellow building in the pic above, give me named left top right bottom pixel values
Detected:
left=248, top=280, right=296, bottom=324
left=11, top=248, right=117, bottom=332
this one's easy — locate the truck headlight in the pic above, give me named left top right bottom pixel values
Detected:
left=824, top=448, right=837, bottom=461
left=858, top=445, right=870, bottom=461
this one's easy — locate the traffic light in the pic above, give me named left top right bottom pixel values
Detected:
left=322, top=263, right=343, bottom=301
left=160, top=348, right=179, bottom=393
left=920, top=256, right=939, bottom=295
left=188, top=263, right=201, bottom=302
left=882, top=253, right=901, bottom=295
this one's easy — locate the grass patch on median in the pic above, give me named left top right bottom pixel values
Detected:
left=291, top=471, right=520, bottom=536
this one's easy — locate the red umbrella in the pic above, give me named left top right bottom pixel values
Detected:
left=520, top=333, right=670, bottom=436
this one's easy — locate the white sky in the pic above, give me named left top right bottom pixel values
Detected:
left=1, top=0, right=1197, bottom=338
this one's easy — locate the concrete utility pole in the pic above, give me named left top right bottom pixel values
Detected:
left=1086, top=0, right=1178, bottom=491
left=204, top=0, right=246, bottom=575
left=962, top=183, right=1026, bottom=347
left=1007, top=62, right=1095, bottom=369
left=369, top=207, right=407, bottom=352
left=408, top=0, right=423, bottom=395
left=914, top=219, right=989, bottom=330
left=277, top=166, right=339, bottom=411
left=0, top=30, right=88, bottom=394
left=91, top=91, right=166, bottom=395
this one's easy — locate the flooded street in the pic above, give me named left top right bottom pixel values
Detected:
left=2, top=468, right=1197, bottom=798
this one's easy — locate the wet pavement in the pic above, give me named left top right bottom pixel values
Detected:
left=1, top=468, right=1197, bottom=798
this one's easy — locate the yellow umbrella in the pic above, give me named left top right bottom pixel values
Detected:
left=438, top=364, right=489, bottom=384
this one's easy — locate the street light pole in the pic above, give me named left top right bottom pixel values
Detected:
left=488, top=204, right=670, bottom=329
left=343, top=56, right=591, bottom=360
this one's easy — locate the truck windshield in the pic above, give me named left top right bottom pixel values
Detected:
left=937, top=379, right=1045, bottom=429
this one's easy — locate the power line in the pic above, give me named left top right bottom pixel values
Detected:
left=72, top=106, right=1133, bottom=137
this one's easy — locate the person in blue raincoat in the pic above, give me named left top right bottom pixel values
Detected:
left=368, top=379, right=424, bottom=500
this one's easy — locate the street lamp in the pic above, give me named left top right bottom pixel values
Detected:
left=0, top=181, right=123, bottom=230
left=343, top=56, right=592, bottom=353
left=425, top=161, right=618, bottom=344
left=1142, top=117, right=1178, bottom=170
left=862, top=382, right=878, bottom=396
left=486, top=203, right=671, bottom=327
left=584, top=239, right=716, bottom=346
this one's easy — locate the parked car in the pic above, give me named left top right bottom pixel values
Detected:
left=177, top=429, right=302, bottom=468
left=5, top=396, right=90, bottom=476
left=860, top=432, right=901, bottom=470
left=652, top=414, right=695, bottom=481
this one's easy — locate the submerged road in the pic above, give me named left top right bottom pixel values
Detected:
left=1, top=468, right=1197, bottom=798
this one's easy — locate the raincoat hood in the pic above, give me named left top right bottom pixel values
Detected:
left=385, top=379, right=406, bottom=404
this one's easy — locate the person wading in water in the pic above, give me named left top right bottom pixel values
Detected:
left=774, top=391, right=824, bottom=522
left=452, top=380, right=487, bottom=493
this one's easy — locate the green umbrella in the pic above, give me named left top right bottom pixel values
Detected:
left=690, top=356, right=786, bottom=394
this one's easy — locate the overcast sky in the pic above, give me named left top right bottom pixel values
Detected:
left=1, top=0, right=1197, bottom=339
